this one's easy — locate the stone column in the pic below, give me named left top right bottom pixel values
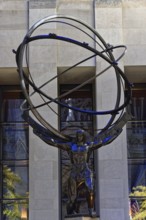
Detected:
left=94, top=1, right=129, bottom=220
left=28, top=1, right=59, bottom=220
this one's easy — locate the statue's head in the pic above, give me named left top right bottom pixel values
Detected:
left=76, top=130, right=86, bottom=143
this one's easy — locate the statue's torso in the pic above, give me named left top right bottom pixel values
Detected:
left=69, top=143, right=91, bottom=181
left=70, top=143, right=89, bottom=164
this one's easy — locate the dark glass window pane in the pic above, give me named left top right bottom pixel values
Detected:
left=127, top=85, right=146, bottom=220
left=1, top=99, right=25, bottom=122
left=127, top=121, right=146, bottom=158
left=2, top=124, right=28, bottom=160
left=60, top=98, right=93, bottom=137
left=129, top=90, right=146, bottom=120
left=3, top=164, right=28, bottom=198
left=2, top=200, right=28, bottom=220
left=0, top=87, right=29, bottom=220
left=128, top=159, right=146, bottom=193
left=61, top=98, right=92, bottom=121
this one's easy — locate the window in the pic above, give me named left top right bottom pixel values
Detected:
left=0, top=86, right=29, bottom=220
left=127, top=84, right=146, bottom=220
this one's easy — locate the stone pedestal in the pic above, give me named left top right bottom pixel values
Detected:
left=65, top=217, right=99, bottom=220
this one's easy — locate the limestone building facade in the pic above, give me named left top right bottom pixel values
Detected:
left=0, top=1, right=146, bottom=220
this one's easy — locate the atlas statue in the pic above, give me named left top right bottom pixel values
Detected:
left=14, top=15, right=132, bottom=217
left=53, top=129, right=102, bottom=217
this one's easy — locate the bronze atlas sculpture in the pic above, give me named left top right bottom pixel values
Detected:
left=14, top=15, right=132, bottom=218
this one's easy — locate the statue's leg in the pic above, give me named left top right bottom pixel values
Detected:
left=85, top=170, right=96, bottom=217
left=66, top=177, right=77, bottom=214
left=87, top=190, right=96, bottom=217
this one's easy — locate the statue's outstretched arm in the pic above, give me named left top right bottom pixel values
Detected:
left=48, top=139, right=70, bottom=151
left=33, top=128, right=70, bottom=151
left=89, top=140, right=103, bottom=151
left=23, top=113, right=70, bottom=151
left=89, top=112, right=131, bottom=151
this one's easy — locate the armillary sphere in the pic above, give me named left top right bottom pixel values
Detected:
left=14, top=15, right=132, bottom=146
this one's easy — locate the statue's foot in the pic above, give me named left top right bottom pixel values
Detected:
left=88, top=209, right=97, bottom=218
left=67, top=202, right=74, bottom=215
left=67, top=201, right=79, bottom=215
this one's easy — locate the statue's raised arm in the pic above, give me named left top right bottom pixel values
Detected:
left=89, top=112, right=131, bottom=152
